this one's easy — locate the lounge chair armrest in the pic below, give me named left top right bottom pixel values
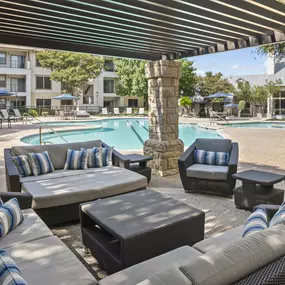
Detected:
left=4, top=149, right=21, bottom=192
left=102, top=142, right=130, bottom=168
left=178, top=142, right=195, bottom=170
left=0, top=192, right=33, bottom=210
left=229, top=143, right=239, bottom=166
left=253, top=204, right=281, bottom=221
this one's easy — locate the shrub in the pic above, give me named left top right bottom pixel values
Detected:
left=28, top=109, right=38, bottom=117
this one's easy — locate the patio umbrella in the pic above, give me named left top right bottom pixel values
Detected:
left=52, top=94, right=78, bottom=100
left=224, top=103, right=238, bottom=108
left=0, top=90, right=15, bottom=96
left=205, top=92, right=233, bottom=99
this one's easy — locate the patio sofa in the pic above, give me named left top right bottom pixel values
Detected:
left=0, top=192, right=97, bottom=285
left=99, top=204, right=285, bottom=285
left=178, top=138, right=239, bottom=196
left=4, top=140, right=147, bottom=226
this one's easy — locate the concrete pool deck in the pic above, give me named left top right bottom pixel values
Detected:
left=1, top=116, right=285, bottom=279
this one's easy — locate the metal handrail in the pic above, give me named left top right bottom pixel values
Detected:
left=209, top=110, right=230, bottom=125
left=23, top=113, right=68, bottom=145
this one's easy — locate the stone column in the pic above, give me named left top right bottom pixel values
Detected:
left=143, top=60, right=184, bottom=176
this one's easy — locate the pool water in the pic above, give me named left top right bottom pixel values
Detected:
left=22, top=119, right=220, bottom=150
left=228, top=122, right=285, bottom=128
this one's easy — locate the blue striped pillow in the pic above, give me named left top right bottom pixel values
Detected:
left=0, top=198, right=24, bottom=239
left=12, top=155, right=32, bottom=177
left=81, top=147, right=103, bottom=168
left=205, top=151, right=216, bottom=165
left=242, top=207, right=269, bottom=238
left=0, top=249, right=27, bottom=285
left=102, top=147, right=113, bottom=167
left=269, top=203, right=285, bottom=227
left=194, top=149, right=206, bottom=164
left=216, top=152, right=229, bottom=166
left=64, top=149, right=88, bottom=170
left=27, top=151, right=54, bottom=176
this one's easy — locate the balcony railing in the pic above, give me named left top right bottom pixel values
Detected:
left=0, top=60, right=26, bottom=69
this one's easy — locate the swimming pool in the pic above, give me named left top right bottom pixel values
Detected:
left=227, top=122, right=285, bottom=128
left=22, top=119, right=221, bottom=150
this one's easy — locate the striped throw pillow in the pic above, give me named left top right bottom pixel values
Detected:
left=242, top=207, right=269, bottom=238
left=194, top=149, right=206, bottom=164
left=27, top=151, right=54, bottom=176
left=0, top=249, right=27, bottom=285
left=64, top=149, right=88, bottom=170
left=269, top=203, right=285, bottom=227
left=0, top=198, right=24, bottom=239
left=12, top=155, right=32, bottom=177
left=216, top=152, right=229, bottom=166
left=102, top=147, right=113, bottom=166
left=205, top=151, right=216, bottom=165
left=81, top=147, right=103, bottom=168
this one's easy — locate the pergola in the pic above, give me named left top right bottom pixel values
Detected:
left=1, top=0, right=284, bottom=176
left=0, top=0, right=284, bottom=60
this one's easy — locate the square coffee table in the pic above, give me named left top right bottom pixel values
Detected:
left=80, top=189, right=205, bottom=274
left=232, top=170, right=284, bottom=211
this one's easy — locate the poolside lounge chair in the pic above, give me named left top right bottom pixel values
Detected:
left=102, top=108, right=108, bottom=116
left=75, top=110, right=90, bottom=118
left=1, top=109, right=17, bottom=123
left=138, top=108, right=145, bottom=116
left=114, top=108, right=120, bottom=115
left=13, top=109, right=23, bottom=121
left=126, top=108, right=133, bottom=115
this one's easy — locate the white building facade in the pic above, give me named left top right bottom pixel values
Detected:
left=0, top=45, right=143, bottom=111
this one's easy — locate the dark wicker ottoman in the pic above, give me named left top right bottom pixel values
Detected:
left=80, top=189, right=205, bottom=274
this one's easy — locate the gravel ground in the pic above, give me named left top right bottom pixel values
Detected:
left=1, top=119, right=285, bottom=280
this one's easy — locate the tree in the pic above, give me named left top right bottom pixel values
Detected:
left=179, top=96, right=193, bottom=116
left=256, top=43, right=285, bottom=61
left=178, top=59, right=197, bottom=97
left=113, top=58, right=148, bottom=106
left=251, top=86, right=270, bottom=114
left=196, top=72, right=234, bottom=97
left=36, top=51, right=104, bottom=96
left=234, top=80, right=253, bottom=103
left=238, top=100, right=245, bottom=117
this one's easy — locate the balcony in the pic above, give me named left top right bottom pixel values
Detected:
left=8, top=83, right=26, bottom=93
left=0, top=60, right=26, bottom=69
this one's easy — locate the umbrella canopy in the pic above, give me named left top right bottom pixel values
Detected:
left=53, top=94, right=78, bottom=100
left=0, top=90, right=15, bottom=96
left=206, top=92, right=233, bottom=99
left=224, top=103, right=238, bottom=108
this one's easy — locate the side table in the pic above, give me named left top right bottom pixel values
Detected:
left=232, top=170, right=284, bottom=211
left=125, top=154, right=153, bottom=183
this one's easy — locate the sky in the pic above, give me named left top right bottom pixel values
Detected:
left=188, top=47, right=267, bottom=77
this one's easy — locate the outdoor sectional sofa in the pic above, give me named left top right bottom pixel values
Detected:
left=99, top=204, right=285, bottom=285
left=4, top=140, right=147, bottom=226
left=0, top=192, right=97, bottom=285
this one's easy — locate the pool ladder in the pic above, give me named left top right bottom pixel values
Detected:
left=23, top=113, right=68, bottom=145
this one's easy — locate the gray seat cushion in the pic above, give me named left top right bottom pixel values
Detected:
left=6, top=236, right=97, bottom=285
left=99, top=246, right=201, bottom=285
left=22, top=166, right=147, bottom=209
left=12, top=140, right=102, bottom=169
left=0, top=208, right=53, bottom=249
left=195, top=138, right=232, bottom=153
left=186, top=164, right=228, bottom=181
left=193, top=226, right=243, bottom=253
left=180, top=224, right=285, bottom=285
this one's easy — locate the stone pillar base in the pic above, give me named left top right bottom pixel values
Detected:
left=144, top=138, right=184, bottom=176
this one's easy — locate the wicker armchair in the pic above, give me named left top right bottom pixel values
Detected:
left=178, top=138, right=239, bottom=196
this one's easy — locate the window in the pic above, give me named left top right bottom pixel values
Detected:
left=0, top=75, right=6, bottom=88
left=0, top=53, right=6, bottom=65
left=104, top=101, right=112, bottom=107
left=104, top=80, right=115, bottom=93
left=36, top=76, right=51, bottom=89
left=10, top=77, right=25, bottom=92
left=104, top=60, right=114, bottom=71
left=10, top=55, right=25, bottom=68
left=35, top=55, right=41, bottom=67
left=36, top=99, right=51, bottom=107
left=281, top=91, right=285, bottom=98
left=128, top=99, right=138, bottom=107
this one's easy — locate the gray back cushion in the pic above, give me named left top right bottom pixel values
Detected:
left=11, top=140, right=102, bottom=169
left=180, top=224, right=285, bottom=285
left=195, top=138, right=232, bottom=153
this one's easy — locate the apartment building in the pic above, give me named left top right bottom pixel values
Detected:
left=0, top=45, right=143, bottom=110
